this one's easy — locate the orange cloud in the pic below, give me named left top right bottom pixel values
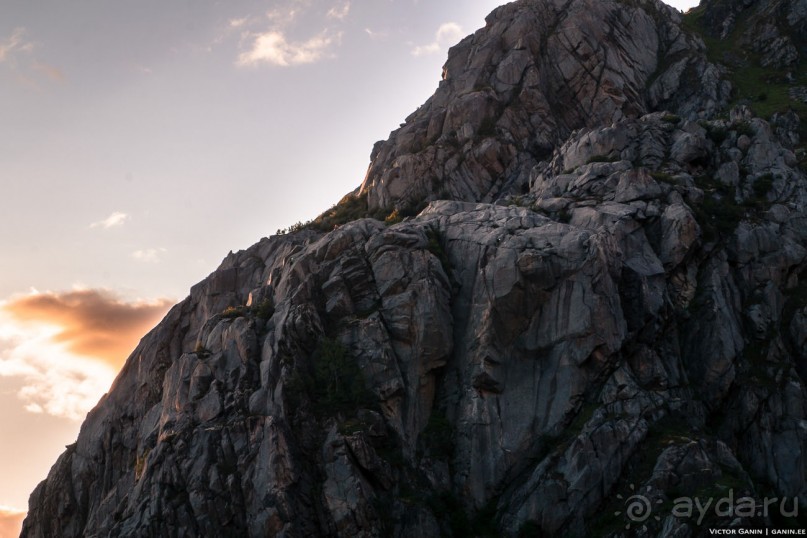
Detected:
left=3, top=290, right=173, bottom=369
left=0, top=28, right=31, bottom=64
left=0, top=507, right=25, bottom=538
left=32, top=61, right=65, bottom=82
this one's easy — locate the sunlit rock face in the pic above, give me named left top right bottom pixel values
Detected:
left=22, top=0, right=807, bottom=536
left=359, top=0, right=729, bottom=213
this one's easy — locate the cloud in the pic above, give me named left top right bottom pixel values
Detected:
left=0, top=28, right=31, bottom=64
left=364, top=28, right=387, bottom=40
left=3, top=289, right=173, bottom=368
left=229, top=17, right=250, bottom=28
left=237, top=30, right=340, bottom=67
left=0, top=28, right=64, bottom=88
left=0, top=289, right=173, bottom=420
left=89, top=211, right=129, bottom=229
left=131, top=248, right=166, bottom=263
left=32, top=61, right=65, bottom=82
left=412, top=22, right=464, bottom=57
left=232, top=0, right=350, bottom=67
left=327, top=2, right=351, bottom=20
left=266, top=5, right=301, bottom=26
left=0, top=325, right=115, bottom=421
left=0, top=507, right=25, bottom=538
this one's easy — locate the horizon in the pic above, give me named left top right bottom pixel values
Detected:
left=0, top=0, right=699, bottom=534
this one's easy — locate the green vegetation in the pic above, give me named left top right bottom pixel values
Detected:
left=586, top=154, right=620, bottom=164
left=689, top=171, right=775, bottom=242
left=286, top=337, right=375, bottom=418
left=134, top=448, right=150, bottom=480
left=276, top=193, right=383, bottom=235
left=380, top=198, right=432, bottom=226
left=384, top=208, right=403, bottom=225
left=682, top=6, right=807, bottom=122
left=728, top=63, right=804, bottom=120
left=507, top=195, right=532, bottom=208
left=219, top=298, right=275, bottom=321
left=662, top=113, right=681, bottom=124
left=398, top=199, right=430, bottom=219
left=425, top=226, right=452, bottom=276
left=338, top=417, right=369, bottom=436
left=681, top=4, right=807, bottom=174
left=692, top=187, right=745, bottom=241
left=252, top=298, right=274, bottom=320
left=701, top=122, right=729, bottom=145
left=310, top=193, right=373, bottom=230
left=282, top=333, right=379, bottom=427
left=650, top=170, right=675, bottom=184
left=311, top=338, right=375, bottom=414
left=222, top=305, right=249, bottom=319
left=735, top=121, right=755, bottom=137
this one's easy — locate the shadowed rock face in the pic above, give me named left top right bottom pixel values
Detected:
left=21, top=0, right=807, bottom=537
left=700, top=0, right=807, bottom=67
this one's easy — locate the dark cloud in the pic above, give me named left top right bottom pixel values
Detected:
left=3, top=290, right=173, bottom=369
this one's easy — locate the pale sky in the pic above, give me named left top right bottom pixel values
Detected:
left=0, top=0, right=698, bottom=533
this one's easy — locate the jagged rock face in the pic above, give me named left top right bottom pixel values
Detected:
left=701, top=0, right=807, bottom=67
left=22, top=0, right=807, bottom=537
left=359, top=0, right=730, bottom=213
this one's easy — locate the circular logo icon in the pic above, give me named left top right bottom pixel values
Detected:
left=614, top=483, right=663, bottom=530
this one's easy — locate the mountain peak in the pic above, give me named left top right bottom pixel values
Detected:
left=359, top=0, right=729, bottom=214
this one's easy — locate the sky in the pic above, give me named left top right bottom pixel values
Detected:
left=0, top=0, right=698, bottom=535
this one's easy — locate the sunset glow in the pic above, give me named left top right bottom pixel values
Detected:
left=0, top=507, right=25, bottom=538
left=3, top=289, right=173, bottom=370
left=0, top=289, right=171, bottom=420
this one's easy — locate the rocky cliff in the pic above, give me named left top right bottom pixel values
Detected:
left=21, top=0, right=807, bottom=536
